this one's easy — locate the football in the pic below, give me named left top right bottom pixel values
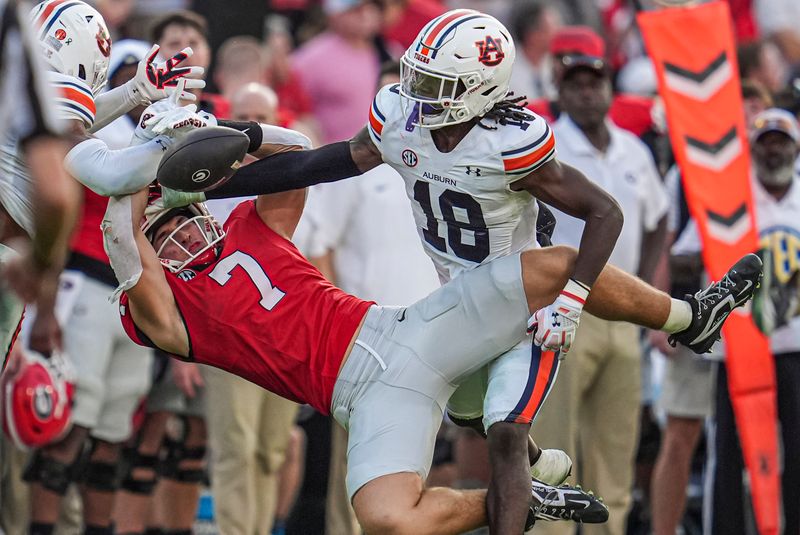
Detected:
left=156, top=126, right=249, bottom=193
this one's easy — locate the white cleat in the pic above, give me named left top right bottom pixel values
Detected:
left=530, top=448, right=573, bottom=486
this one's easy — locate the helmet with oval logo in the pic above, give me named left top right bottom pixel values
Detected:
left=30, top=0, right=112, bottom=94
left=2, top=350, right=75, bottom=449
left=141, top=189, right=225, bottom=273
left=401, top=9, right=515, bottom=128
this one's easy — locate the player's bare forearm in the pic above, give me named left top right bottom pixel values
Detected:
left=114, top=190, right=190, bottom=356
left=350, top=126, right=384, bottom=172
left=206, top=138, right=371, bottom=199
left=513, top=160, right=623, bottom=286
left=638, top=215, right=668, bottom=284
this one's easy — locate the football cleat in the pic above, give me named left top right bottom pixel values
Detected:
left=526, top=479, right=609, bottom=529
left=530, top=448, right=572, bottom=486
left=668, top=253, right=763, bottom=354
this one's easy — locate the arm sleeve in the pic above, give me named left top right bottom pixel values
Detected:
left=217, top=120, right=313, bottom=151
left=0, top=0, right=64, bottom=143
left=205, top=141, right=362, bottom=199
left=91, top=82, right=140, bottom=133
left=65, top=137, right=170, bottom=196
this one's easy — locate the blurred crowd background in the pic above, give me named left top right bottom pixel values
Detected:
left=3, top=0, right=800, bottom=534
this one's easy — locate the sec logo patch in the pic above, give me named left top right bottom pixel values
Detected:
left=402, top=149, right=418, bottom=167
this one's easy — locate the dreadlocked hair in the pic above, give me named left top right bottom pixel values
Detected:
left=477, top=93, right=536, bottom=130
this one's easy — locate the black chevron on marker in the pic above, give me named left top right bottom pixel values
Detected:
left=707, top=203, right=747, bottom=227
left=664, top=52, right=727, bottom=83
left=685, top=127, right=738, bottom=154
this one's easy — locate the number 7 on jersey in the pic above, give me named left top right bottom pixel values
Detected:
left=209, top=251, right=286, bottom=310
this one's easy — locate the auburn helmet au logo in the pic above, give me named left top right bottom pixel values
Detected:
left=475, top=36, right=505, bottom=67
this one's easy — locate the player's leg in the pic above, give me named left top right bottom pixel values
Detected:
left=650, top=346, right=712, bottom=535
left=203, top=365, right=261, bottom=534
left=336, top=307, right=488, bottom=534
left=158, top=414, right=207, bottom=534
left=82, top=309, right=154, bottom=534
left=28, top=273, right=118, bottom=534
left=80, top=438, right=122, bottom=533
left=519, top=246, right=761, bottom=350
left=353, top=473, right=488, bottom=535
left=114, top=411, right=169, bottom=535
left=481, top=342, right=565, bottom=534
left=775, top=353, right=800, bottom=535
left=577, top=319, right=641, bottom=535
left=25, top=425, right=89, bottom=533
left=253, top=387, right=299, bottom=532
left=343, top=380, right=488, bottom=535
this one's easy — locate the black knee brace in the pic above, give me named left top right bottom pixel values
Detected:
left=447, top=413, right=487, bottom=438
left=120, top=446, right=160, bottom=495
left=159, top=437, right=207, bottom=483
left=80, top=439, right=122, bottom=492
left=82, top=460, right=120, bottom=492
left=23, top=451, right=80, bottom=495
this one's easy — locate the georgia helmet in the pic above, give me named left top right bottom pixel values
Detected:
left=141, top=192, right=225, bottom=273
left=2, top=350, right=75, bottom=449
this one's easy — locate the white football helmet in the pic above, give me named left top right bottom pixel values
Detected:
left=30, top=0, right=112, bottom=94
left=400, top=9, right=515, bottom=128
left=141, top=195, right=224, bottom=273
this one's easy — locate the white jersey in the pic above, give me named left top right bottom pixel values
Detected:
left=367, top=84, right=555, bottom=282
left=0, top=72, right=94, bottom=234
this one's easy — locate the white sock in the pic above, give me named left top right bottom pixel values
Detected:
left=661, top=298, right=692, bottom=333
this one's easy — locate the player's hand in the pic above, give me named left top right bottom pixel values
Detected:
left=527, top=280, right=588, bottom=354
left=752, top=249, right=799, bottom=336
left=144, top=83, right=215, bottom=140
left=29, top=305, right=63, bottom=356
left=3, top=344, right=24, bottom=375
left=128, top=44, right=205, bottom=104
left=0, top=242, right=59, bottom=304
left=161, top=186, right=206, bottom=209
left=173, top=360, right=204, bottom=398
left=133, top=98, right=175, bottom=145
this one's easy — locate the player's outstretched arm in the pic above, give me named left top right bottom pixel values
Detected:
left=203, top=126, right=383, bottom=200
left=102, top=189, right=190, bottom=357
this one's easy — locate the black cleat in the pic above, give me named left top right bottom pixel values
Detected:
left=525, top=478, right=610, bottom=529
left=669, top=253, right=763, bottom=354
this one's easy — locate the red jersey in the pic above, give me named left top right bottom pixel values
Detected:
left=70, top=187, right=110, bottom=264
left=120, top=201, right=373, bottom=413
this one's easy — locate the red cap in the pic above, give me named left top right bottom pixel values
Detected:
left=550, top=26, right=605, bottom=58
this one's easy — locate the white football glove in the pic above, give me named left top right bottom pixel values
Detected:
left=125, top=44, right=206, bottom=104
left=132, top=98, right=176, bottom=145
left=148, top=81, right=216, bottom=139
left=527, top=280, right=589, bottom=354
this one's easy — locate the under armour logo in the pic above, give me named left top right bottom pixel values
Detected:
left=465, top=166, right=482, bottom=176
left=551, top=312, right=561, bottom=327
